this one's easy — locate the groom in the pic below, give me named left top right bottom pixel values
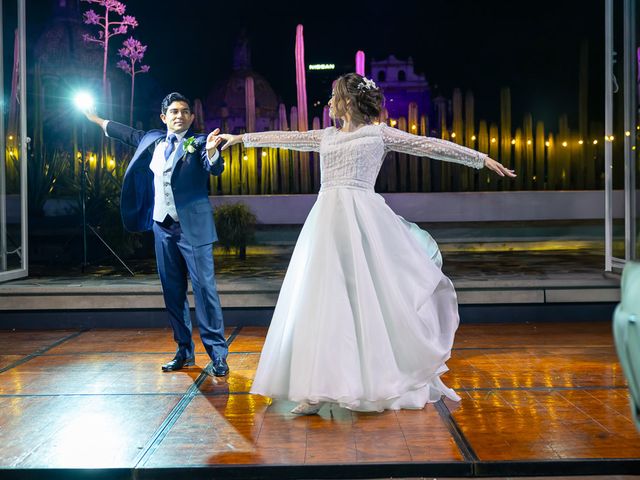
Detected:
left=84, top=92, right=229, bottom=376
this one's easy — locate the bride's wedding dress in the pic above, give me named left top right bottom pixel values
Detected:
left=245, top=123, right=486, bottom=412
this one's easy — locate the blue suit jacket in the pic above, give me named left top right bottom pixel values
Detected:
left=107, top=121, right=225, bottom=247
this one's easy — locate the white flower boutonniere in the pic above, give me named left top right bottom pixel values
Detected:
left=183, top=136, right=200, bottom=154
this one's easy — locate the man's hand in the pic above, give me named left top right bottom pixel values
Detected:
left=206, top=128, right=223, bottom=158
left=83, top=106, right=104, bottom=126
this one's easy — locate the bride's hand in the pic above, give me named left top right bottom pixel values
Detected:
left=206, top=132, right=242, bottom=152
left=219, top=134, right=242, bottom=151
left=484, top=157, right=516, bottom=177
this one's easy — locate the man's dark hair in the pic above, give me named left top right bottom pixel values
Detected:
left=161, top=92, right=192, bottom=115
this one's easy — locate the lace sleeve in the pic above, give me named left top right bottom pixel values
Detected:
left=242, top=129, right=325, bottom=152
left=381, top=124, right=486, bottom=169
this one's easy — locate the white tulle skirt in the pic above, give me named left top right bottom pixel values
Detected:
left=250, top=186, right=461, bottom=412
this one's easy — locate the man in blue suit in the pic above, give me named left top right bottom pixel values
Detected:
left=84, top=92, right=229, bottom=376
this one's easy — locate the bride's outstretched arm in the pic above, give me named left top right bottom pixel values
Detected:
left=381, top=124, right=515, bottom=177
left=206, top=129, right=325, bottom=153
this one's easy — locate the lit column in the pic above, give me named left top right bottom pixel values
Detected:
left=356, top=50, right=365, bottom=76
left=245, top=76, right=256, bottom=133
left=278, top=103, right=289, bottom=130
left=295, top=25, right=308, bottom=132
left=244, top=76, right=257, bottom=193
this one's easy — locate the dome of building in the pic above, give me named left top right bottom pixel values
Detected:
left=34, top=5, right=102, bottom=75
left=205, top=69, right=279, bottom=120
left=204, top=33, right=281, bottom=132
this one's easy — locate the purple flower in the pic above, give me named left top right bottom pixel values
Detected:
left=81, top=0, right=138, bottom=41
left=112, top=1, right=126, bottom=15
left=83, top=9, right=101, bottom=25
left=120, top=37, right=147, bottom=60
left=117, top=37, right=150, bottom=77
left=102, top=0, right=126, bottom=15
left=122, top=15, right=138, bottom=27
left=81, top=0, right=147, bottom=91
left=116, top=59, right=132, bottom=74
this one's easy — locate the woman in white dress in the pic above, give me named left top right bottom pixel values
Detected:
left=207, top=73, right=515, bottom=415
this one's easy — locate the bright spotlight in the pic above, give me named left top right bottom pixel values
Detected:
left=74, top=91, right=94, bottom=111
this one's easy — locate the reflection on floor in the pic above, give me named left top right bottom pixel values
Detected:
left=0, top=322, right=637, bottom=478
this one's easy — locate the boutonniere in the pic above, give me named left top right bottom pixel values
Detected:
left=183, top=136, right=201, bottom=154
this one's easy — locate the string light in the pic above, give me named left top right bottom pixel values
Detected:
left=450, top=132, right=456, bottom=138
left=593, top=139, right=598, bottom=145
left=578, top=140, right=584, bottom=145
left=561, top=141, right=568, bottom=147
left=511, top=139, right=516, bottom=145
left=243, top=155, right=248, bottom=161
left=261, top=151, right=267, bottom=157
left=625, top=131, right=631, bottom=136
left=526, top=140, right=532, bottom=145
left=471, top=135, right=476, bottom=141
left=545, top=141, right=550, bottom=147
left=491, top=137, right=496, bottom=143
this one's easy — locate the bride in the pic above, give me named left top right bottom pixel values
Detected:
left=207, top=73, right=515, bottom=415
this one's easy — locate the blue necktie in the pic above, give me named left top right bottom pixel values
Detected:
left=164, top=134, right=176, bottom=160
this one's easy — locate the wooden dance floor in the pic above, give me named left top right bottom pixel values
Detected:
left=0, top=322, right=638, bottom=479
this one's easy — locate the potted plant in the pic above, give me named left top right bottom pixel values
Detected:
left=213, top=203, right=256, bottom=259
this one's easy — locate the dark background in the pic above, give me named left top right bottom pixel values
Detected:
left=26, top=0, right=608, bottom=127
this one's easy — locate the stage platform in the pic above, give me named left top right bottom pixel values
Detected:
left=0, top=322, right=637, bottom=479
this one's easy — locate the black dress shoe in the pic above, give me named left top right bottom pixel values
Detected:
left=208, top=357, right=229, bottom=376
left=161, top=356, right=195, bottom=372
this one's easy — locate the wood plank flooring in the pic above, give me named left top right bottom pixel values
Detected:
left=0, top=322, right=637, bottom=479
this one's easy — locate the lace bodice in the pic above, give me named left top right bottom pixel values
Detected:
left=243, top=123, right=486, bottom=190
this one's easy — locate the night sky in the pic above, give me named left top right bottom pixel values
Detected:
left=28, top=0, right=609, bottom=128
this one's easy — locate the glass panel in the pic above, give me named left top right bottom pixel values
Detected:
left=0, top=0, right=27, bottom=282
left=633, top=133, right=640, bottom=261
left=612, top=1, right=625, bottom=261
left=607, top=0, right=632, bottom=266
left=633, top=154, right=640, bottom=261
